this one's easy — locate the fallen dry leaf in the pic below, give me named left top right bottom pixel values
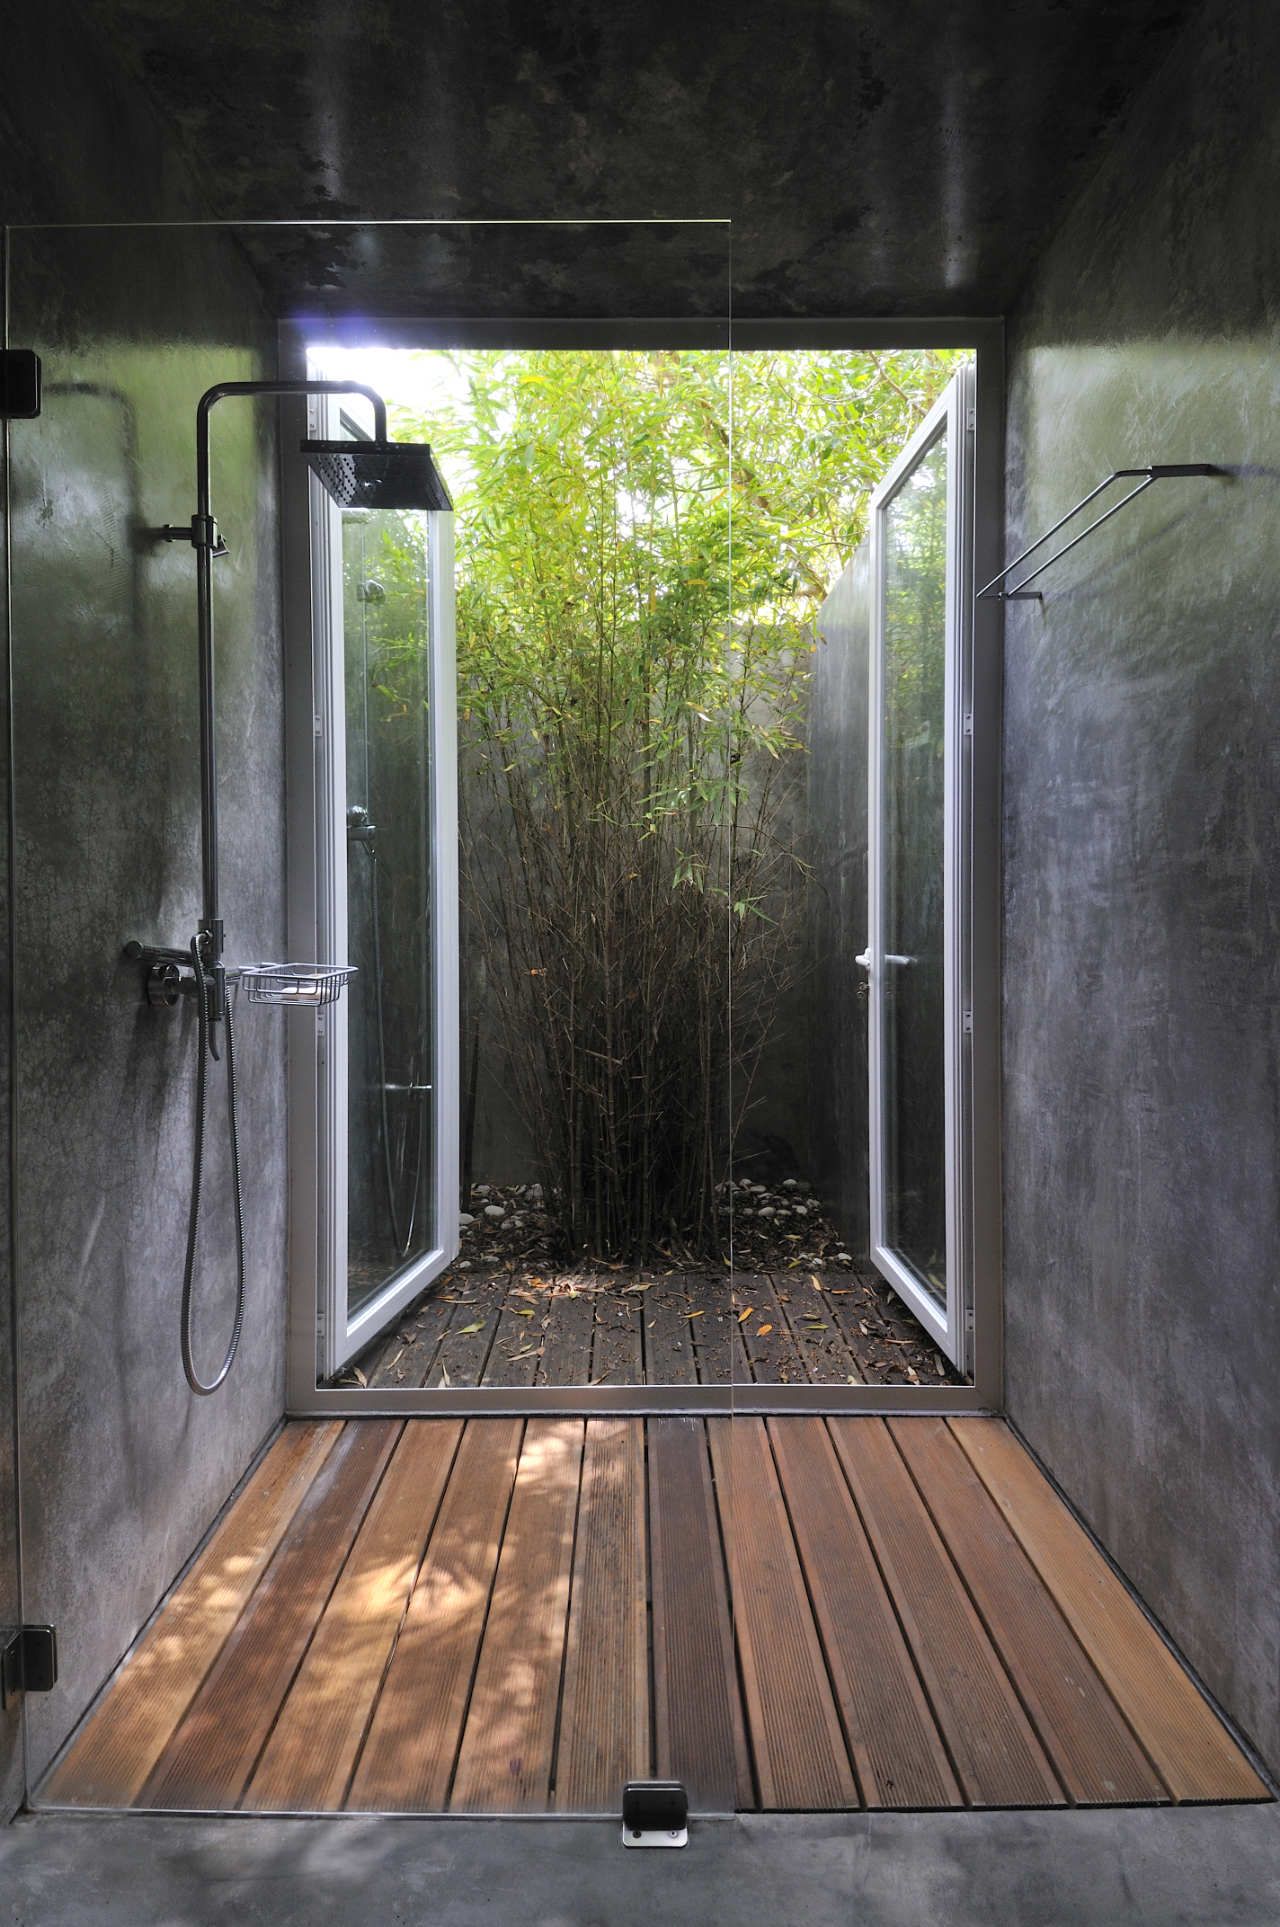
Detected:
left=756, top=1323, right=773, bottom=1337
left=737, top=1307, right=754, bottom=1323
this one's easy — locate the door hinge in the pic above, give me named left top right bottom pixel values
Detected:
left=1, top=1625, right=58, bottom=1708
left=0, top=350, right=42, bottom=421
left=962, top=1009, right=974, bottom=1034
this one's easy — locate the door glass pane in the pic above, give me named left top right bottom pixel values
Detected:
left=881, top=430, right=948, bottom=1304
left=342, top=507, right=437, bottom=1316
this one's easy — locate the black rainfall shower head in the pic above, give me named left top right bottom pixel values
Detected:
left=301, top=439, right=453, bottom=512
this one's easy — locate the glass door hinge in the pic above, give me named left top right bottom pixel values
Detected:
left=1, top=1625, right=58, bottom=1708
left=0, top=350, right=41, bottom=422
left=0, top=350, right=42, bottom=420
left=962, top=1010, right=974, bottom=1033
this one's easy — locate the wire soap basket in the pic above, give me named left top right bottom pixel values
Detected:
left=234, top=963, right=357, bottom=1008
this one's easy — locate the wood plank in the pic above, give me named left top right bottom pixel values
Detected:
left=648, top=1418, right=752, bottom=1811
left=769, top=1273, right=864, bottom=1384
left=367, top=1289, right=456, bottom=1388
left=41, top=1421, right=341, bottom=1808
left=424, top=1286, right=502, bottom=1388
left=348, top=1418, right=523, bottom=1812
left=709, top=1418, right=858, bottom=1810
left=243, top=1421, right=463, bottom=1811
left=950, top=1419, right=1268, bottom=1803
left=483, top=1294, right=545, bottom=1386
left=140, top=1420, right=401, bottom=1810
left=642, top=1277, right=699, bottom=1385
left=828, top=1417, right=1064, bottom=1808
left=554, top=1419, right=649, bottom=1811
left=768, top=1417, right=959, bottom=1808
left=820, top=1277, right=891, bottom=1383
left=589, top=1289, right=643, bottom=1386
left=689, top=1283, right=736, bottom=1385
left=451, top=1418, right=585, bottom=1812
left=891, top=1420, right=1167, bottom=1805
left=732, top=1275, right=809, bottom=1386
left=536, top=1284, right=598, bottom=1386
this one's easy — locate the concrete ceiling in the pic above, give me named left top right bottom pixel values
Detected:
left=74, top=0, right=1199, bottom=318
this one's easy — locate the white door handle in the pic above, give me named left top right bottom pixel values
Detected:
left=855, top=950, right=872, bottom=970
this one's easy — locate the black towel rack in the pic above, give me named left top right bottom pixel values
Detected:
left=978, top=464, right=1225, bottom=601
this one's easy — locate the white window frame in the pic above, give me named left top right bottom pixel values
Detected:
left=299, top=387, right=460, bottom=1381
left=866, top=365, right=975, bottom=1371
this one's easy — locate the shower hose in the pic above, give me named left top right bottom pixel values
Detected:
left=180, top=935, right=247, bottom=1395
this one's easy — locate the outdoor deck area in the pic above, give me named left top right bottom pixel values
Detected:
left=41, top=1417, right=1266, bottom=1817
left=346, top=1266, right=959, bottom=1390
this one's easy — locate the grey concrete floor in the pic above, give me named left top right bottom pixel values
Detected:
left=1, top=1805, right=1278, bottom=1926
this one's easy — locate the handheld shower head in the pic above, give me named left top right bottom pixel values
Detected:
left=301, top=438, right=453, bottom=511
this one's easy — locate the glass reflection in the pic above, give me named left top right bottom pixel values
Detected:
left=881, top=432, right=948, bottom=1301
left=343, top=508, right=437, bottom=1314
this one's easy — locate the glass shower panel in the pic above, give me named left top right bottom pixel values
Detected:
left=5, top=217, right=738, bottom=1825
left=0, top=412, right=22, bottom=1820
left=341, top=508, right=438, bottom=1318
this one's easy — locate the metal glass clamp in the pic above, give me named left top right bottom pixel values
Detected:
left=621, top=1779, right=688, bottom=1848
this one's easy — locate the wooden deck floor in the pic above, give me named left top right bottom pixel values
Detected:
left=41, top=1418, right=1267, bottom=1816
left=352, top=1267, right=959, bottom=1390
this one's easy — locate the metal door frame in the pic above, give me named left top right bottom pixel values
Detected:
left=281, top=316, right=1004, bottom=1416
left=866, top=365, right=974, bottom=1370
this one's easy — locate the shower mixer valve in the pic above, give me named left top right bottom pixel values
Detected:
left=123, top=939, right=226, bottom=1016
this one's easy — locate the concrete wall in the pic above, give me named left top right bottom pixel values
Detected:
left=1003, top=0, right=1280, bottom=1770
left=1, top=6, right=288, bottom=1797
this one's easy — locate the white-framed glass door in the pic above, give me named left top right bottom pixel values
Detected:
left=309, top=397, right=460, bottom=1378
left=865, top=366, right=974, bottom=1370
